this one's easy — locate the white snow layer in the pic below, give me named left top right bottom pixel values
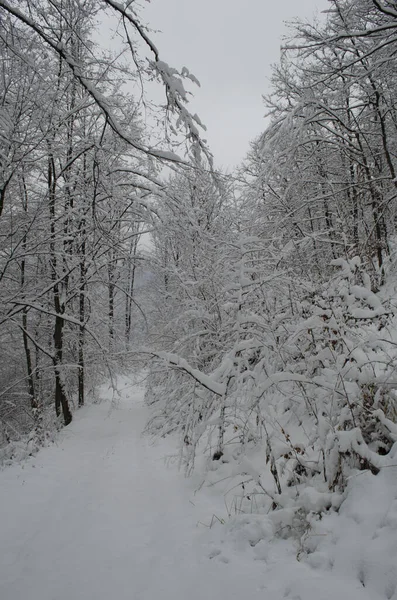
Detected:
left=1, top=375, right=396, bottom=600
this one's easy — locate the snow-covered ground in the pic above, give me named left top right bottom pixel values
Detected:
left=0, top=376, right=267, bottom=600
left=1, top=375, right=396, bottom=600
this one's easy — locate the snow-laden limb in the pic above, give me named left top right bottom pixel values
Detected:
left=349, top=305, right=386, bottom=319
left=8, top=302, right=106, bottom=358
left=100, top=0, right=212, bottom=164
left=0, top=0, right=176, bottom=161
left=0, top=0, right=209, bottom=165
left=337, top=427, right=388, bottom=472
left=148, top=350, right=226, bottom=397
left=254, top=372, right=311, bottom=400
left=349, top=285, right=383, bottom=309
left=373, top=409, right=397, bottom=442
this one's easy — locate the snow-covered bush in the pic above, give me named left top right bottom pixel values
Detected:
left=145, top=247, right=397, bottom=543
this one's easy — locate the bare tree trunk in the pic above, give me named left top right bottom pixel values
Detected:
left=53, top=312, right=72, bottom=425
left=48, top=144, right=72, bottom=426
left=19, top=174, right=37, bottom=412
left=108, top=261, right=115, bottom=349
left=78, top=254, right=86, bottom=407
left=125, top=234, right=139, bottom=348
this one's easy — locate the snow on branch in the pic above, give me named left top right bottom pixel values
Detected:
left=0, top=0, right=185, bottom=164
left=100, top=0, right=212, bottom=164
left=147, top=350, right=226, bottom=397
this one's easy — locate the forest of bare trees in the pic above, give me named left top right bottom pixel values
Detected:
left=0, top=0, right=206, bottom=456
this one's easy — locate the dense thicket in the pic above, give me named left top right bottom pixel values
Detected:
left=144, top=0, right=397, bottom=530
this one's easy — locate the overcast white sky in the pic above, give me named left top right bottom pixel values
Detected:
left=139, top=0, right=329, bottom=169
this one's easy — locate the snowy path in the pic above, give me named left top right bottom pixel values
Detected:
left=0, top=376, right=267, bottom=600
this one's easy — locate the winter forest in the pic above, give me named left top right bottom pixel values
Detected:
left=1, top=1, right=397, bottom=599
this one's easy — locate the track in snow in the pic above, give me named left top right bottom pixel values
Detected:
left=0, top=376, right=266, bottom=600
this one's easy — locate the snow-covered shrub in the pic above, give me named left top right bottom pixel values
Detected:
left=146, top=250, right=397, bottom=541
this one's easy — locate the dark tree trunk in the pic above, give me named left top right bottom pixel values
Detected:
left=78, top=254, right=86, bottom=407
left=48, top=143, right=72, bottom=426
left=53, top=312, right=72, bottom=425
